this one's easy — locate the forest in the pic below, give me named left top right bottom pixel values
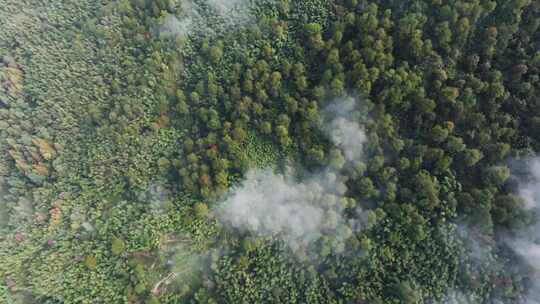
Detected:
left=0, top=0, right=539, bottom=303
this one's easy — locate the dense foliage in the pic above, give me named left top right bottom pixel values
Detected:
left=1, top=0, right=539, bottom=303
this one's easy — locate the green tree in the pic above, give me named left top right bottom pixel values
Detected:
left=112, top=237, right=126, bottom=256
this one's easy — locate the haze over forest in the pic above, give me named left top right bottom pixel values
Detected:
left=0, top=0, right=539, bottom=303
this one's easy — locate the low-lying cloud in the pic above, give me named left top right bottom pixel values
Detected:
left=323, top=97, right=366, bottom=163
left=158, top=14, right=195, bottom=38
left=518, top=159, right=540, bottom=210
left=509, top=158, right=540, bottom=303
left=157, top=0, right=251, bottom=39
left=207, top=0, right=249, bottom=15
left=216, top=169, right=355, bottom=252
left=216, top=97, right=366, bottom=256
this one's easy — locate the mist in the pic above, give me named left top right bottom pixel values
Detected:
left=207, top=0, right=249, bottom=15
left=157, top=0, right=252, bottom=39
left=435, top=158, right=540, bottom=303
left=508, top=157, right=540, bottom=303
left=322, top=96, right=366, bottom=163
left=442, top=290, right=479, bottom=304
left=439, top=223, right=497, bottom=304
left=518, top=159, right=540, bottom=210
left=216, top=97, right=366, bottom=256
left=152, top=235, right=207, bottom=297
left=216, top=170, right=323, bottom=250
left=138, top=181, right=173, bottom=214
left=216, top=169, right=357, bottom=253
left=158, top=14, right=195, bottom=38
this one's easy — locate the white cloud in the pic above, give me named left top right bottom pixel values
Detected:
left=507, top=157, right=540, bottom=303
left=216, top=97, right=367, bottom=255
left=322, top=96, right=366, bottom=163
left=157, top=0, right=252, bottom=38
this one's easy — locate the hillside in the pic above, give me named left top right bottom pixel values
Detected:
left=1, top=0, right=540, bottom=303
